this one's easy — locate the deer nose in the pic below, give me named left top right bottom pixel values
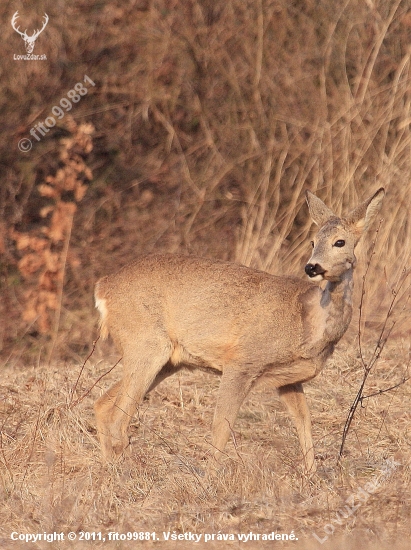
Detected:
left=305, top=263, right=324, bottom=278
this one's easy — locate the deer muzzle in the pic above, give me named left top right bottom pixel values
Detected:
left=305, top=263, right=325, bottom=279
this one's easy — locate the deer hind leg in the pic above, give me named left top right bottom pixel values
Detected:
left=147, top=361, right=182, bottom=393
left=95, top=339, right=171, bottom=461
left=211, top=368, right=256, bottom=461
left=278, top=382, right=315, bottom=473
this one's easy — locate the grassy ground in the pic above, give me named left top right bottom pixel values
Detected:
left=1, top=333, right=410, bottom=549
left=1, top=1, right=411, bottom=548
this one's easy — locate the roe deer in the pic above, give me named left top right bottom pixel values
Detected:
left=94, top=188, right=384, bottom=472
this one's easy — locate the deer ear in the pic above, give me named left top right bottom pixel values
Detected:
left=305, top=190, right=336, bottom=226
left=345, top=187, right=385, bottom=240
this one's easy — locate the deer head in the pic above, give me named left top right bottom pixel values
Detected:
left=11, top=11, right=49, bottom=54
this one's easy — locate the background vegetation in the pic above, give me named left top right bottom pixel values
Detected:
left=0, top=1, right=410, bottom=548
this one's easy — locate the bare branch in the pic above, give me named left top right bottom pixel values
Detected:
left=339, top=223, right=410, bottom=460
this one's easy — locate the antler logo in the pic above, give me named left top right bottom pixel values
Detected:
left=11, top=11, right=49, bottom=54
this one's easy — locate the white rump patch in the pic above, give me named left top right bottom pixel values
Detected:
left=95, top=296, right=109, bottom=339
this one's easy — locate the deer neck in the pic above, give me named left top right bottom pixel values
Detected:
left=320, top=267, right=354, bottom=344
left=301, top=267, right=354, bottom=359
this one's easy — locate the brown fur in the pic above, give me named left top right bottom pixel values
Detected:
left=94, top=188, right=384, bottom=472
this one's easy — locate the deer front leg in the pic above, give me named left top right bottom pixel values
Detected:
left=211, top=368, right=256, bottom=461
left=278, top=382, right=316, bottom=474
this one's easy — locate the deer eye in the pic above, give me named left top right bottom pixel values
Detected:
left=334, top=239, right=345, bottom=247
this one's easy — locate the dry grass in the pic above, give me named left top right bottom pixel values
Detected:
left=1, top=0, right=411, bottom=548
left=1, top=331, right=410, bottom=549
left=2, top=0, right=411, bottom=358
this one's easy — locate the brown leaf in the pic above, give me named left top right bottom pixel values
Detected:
left=38, top=184, right=58, bottom=198
left=48, top=202, right=76, bottom=243
left=74, top=184, right=87, bottom=202
left=18, top=253, right=44, bottom=277
left=40, top=205, right=54, bottom=218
